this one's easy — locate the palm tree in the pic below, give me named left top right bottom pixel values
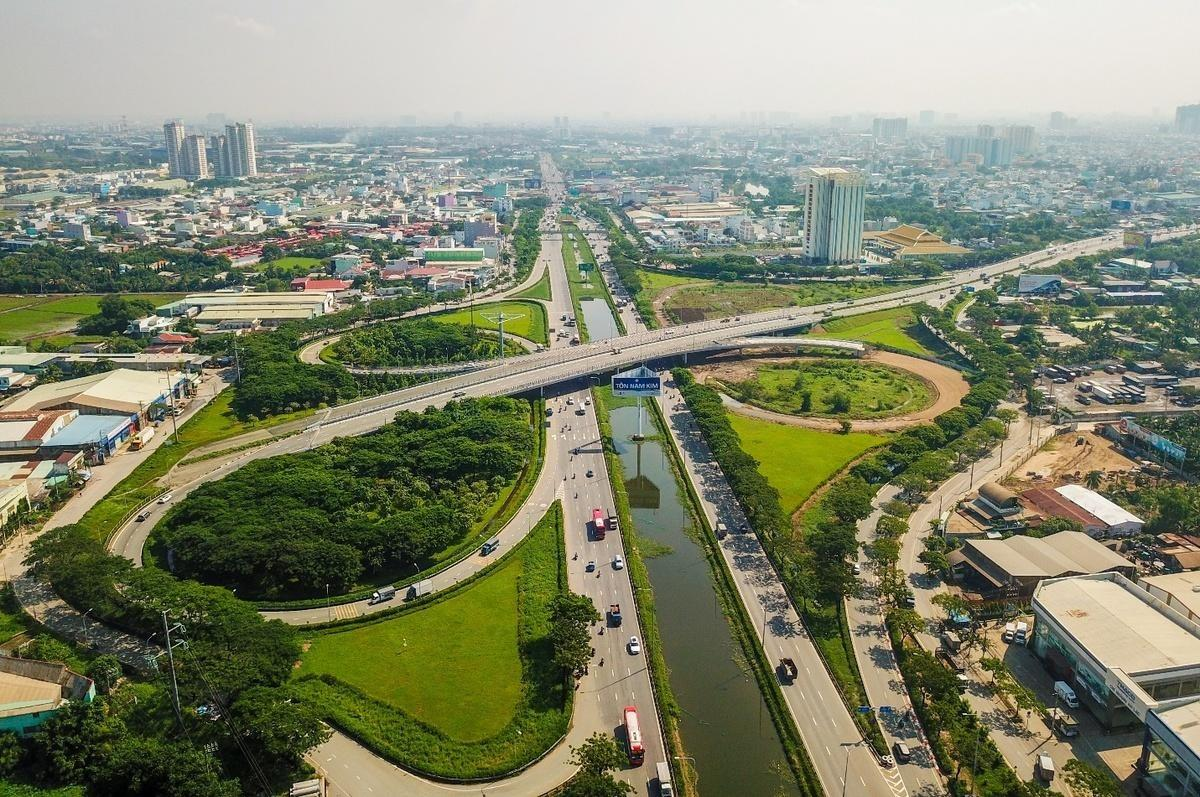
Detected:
left=1085, top=470, right=1103, bottom=490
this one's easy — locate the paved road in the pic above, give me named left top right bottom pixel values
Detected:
left=654, top=379, right=907, bottom=797
left=2, top=372, right=231, bottom=671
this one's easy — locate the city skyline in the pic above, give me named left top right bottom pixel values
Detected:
left=2, top=0, right=1199, bottom=124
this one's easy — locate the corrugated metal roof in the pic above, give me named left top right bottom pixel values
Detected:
left=1056, top=484, right=1143, bottom=528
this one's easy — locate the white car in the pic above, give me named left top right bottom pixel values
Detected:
left=566, top=397, right=575, bottom=405
left=157, top=493, right=173, bottom=504
left=613, top=555, right=624, bottom=570
left=628, top=636, right=641, bottom=655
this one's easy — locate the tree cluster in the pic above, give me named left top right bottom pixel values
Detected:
left=0, top=244, right=230, bottom=293
left=23, top=522, right=327, bottom=793
left=158, top=397, right=533, bottom=599
left=330, top=319, right=508, bottom=367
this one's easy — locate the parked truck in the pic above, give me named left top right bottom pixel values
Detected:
left=370, top=585, right=397, bottom=604
left=407, top=580, right=433, bottom=600
left=1014, top=621, right=1029, bottom=645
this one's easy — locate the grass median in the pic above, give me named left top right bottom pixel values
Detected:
left=292, top=503, right=571, bottom=781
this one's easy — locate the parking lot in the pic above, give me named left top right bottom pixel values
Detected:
left=956, top=620, right=1145, bottom=792
left=1040, top=372, right=1200, bottom=416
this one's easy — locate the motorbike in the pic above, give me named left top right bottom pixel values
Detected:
left=572, top=552, right=578, bottom=560
left=599, top=658, right=604, bottom=667
left=598, top=627, right=604, bottom=635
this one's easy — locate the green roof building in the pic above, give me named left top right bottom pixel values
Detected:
left=424, top=248, right=485, bottom=263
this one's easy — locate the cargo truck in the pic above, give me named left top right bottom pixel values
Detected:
left=608, top=604, right=623, bottom=627
left=370, top=585, right=397, bottom=604
left=406, top=580, right=433, bottom=600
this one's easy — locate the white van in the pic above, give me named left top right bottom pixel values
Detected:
left=1054, top=680, right=1079, bottom=709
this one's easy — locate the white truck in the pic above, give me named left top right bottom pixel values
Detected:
left=655, top=762, right=674, bottom=797
left=1014, top=621, right=1029, bottom=645
left=369, top=585, right=397, bottom=605
left=407, top=579, right=434, bottom=600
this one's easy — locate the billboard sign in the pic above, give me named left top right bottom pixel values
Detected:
left=1120, top=417, right=1187, bottom=463
left=612, top=366, right=662, bottom=398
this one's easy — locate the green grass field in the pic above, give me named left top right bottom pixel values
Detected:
left=0, top=586, right=30, bottom=645
left=637, top=269, right=707, bottom=302
left=299, top=554, right=522, bottom=741
left=0, top=293, right=184, bottom=340
left=513, top=270, right=552, bottom=301
left=258, top=255, right=324, bottom=274
left=660, top=280, right=912, bottom=324
left=811, top=306, right=933, bottom=356
left=293, top=504, right=569, bottom=779
left=728, top=414, right=887, bottom=513
left=724, top=360, right=934, bottom=419
left=431, top=300, right=548, bottom=345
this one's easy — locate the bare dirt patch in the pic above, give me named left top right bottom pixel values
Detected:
left=1004, top=430, right=1140, bottom=492
left=693, top=351, right=970, bottom=432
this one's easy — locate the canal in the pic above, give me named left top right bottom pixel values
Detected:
left=609, top=403, right=801, bottom=797
left=579, top=296, right=621, bottom=342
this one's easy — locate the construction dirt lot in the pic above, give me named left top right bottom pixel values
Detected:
left=1003, top=428, right=1141, bottom=492
left=692, top=350, right=970, bottom=432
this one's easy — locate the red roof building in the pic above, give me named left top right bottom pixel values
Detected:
left=291, top=277, right=353, bottom=292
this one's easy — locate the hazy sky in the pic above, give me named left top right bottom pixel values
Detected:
left=3, top=0, right=1198, bottom=125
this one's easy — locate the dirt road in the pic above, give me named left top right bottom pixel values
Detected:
left=695, top=350, right=969, bottom=432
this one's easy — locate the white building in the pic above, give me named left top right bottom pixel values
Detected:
left=1055, top=484, right=1144, bottom=537
left=163, top=121, right=185, bottom=178
left=223, top=123, right=257, bottom=177
left=802, top=167, right=865, bottom=264
left=180, top=135, right=209, bottom=179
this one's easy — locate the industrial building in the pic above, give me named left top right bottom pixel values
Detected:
left=1020, top=484, right=1144, bottom=538
left=2, top=368, right=192, bottom=427
left=0, top=656, right=94, bottom=735
left=1031, top=573, right=1200, bottom=729
left=948, top=530, right=1132, bottom=599
left=157, top=292, right=334, bottom=329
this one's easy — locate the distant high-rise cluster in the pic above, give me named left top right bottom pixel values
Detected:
left=802, top=167, right=865, bottom=265
left=1176, top=104, right=1200, bottom=135
left=871, top=117, right=908, bottom=141
left=163, top=120, right=257, bottom=179
left=1049, top=111, right=1077, bottom=131
left=553, top=115, right=571, bottom=140
left=944, top=124, right=1037, bottom=168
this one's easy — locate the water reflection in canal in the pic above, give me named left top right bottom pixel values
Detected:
left=610, top=405, right=800, bottom=797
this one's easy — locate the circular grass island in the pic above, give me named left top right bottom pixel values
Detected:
left=715, top=358, right=936, bottom=420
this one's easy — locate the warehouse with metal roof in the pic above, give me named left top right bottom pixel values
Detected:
left=948, top=530, right=1133, bottom=599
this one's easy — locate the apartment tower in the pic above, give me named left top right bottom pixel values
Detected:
left=802, top=167, right=865, bottom=264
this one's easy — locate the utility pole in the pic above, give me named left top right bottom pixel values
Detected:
left=161, top=611, right=186, bottom=726
left=164, top=368, right=180, bottom=444
left=232, top=341, right=243, bottom=383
